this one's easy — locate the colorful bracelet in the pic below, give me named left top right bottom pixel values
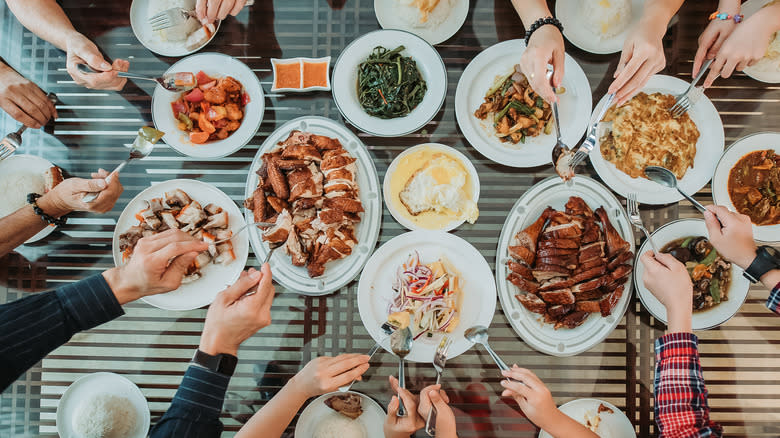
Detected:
left=709, top=11, right=744, bottom=23
left=525, top=16, right=564, bottom=46
left=27, top=193, right=67, bottom=227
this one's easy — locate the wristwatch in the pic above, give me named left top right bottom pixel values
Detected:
left=191, top=349, right=238, bottom=376
left=743, top=246, right=780, bottom=284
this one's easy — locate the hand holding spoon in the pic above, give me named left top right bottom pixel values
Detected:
left=464, top=326, right=509, bottom=371
left=77, top=64, right=196, bottom=92
left=644, top=166, right=722, bottom=226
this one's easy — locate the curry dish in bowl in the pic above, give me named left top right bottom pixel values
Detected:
left=728, top=149, right=780, bottom=226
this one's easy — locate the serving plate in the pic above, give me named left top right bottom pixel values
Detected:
left=331, top=29, right=447, bottom=137
left=589, top=74, right=724, bottom=205
left=374, top=0, right=469, bottom=45
left=0, top=154, right=58, bottom=243
left=357, top=230, right=497, bottom=363
left=455, top=39, right=591, bottom=168
left=556, top=0, right=645, bottom=55
left=539, top=398, right=634, bottom=438
left=295, top=391, right=385, bottom=438
left=495, top=176, right=634, bottom=357
left=742, top=0, right=780, bottom=84
left=112, top=179, right=249, bottom=310
left=151, top=53, right=265, bottom=159
left=130, top=0, right=220, bottom=57
left=712, top=132, right=780, bottom=243
left=244, top=116, right=382, bottom=296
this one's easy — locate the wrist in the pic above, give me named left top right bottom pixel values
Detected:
left=736, top=248, right=758, bottom=271
left=287, top=374, right=316, bottom=399
left=37, top=192, right=71, bottom=217
left=667, top=307, right=692, bottom=333
left=537, top=409, right=571, bottom=434
left=102, top=267, right=141, bottom=305
left=198, top=331, right=239, bottom=357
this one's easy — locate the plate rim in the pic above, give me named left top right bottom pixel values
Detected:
left=555, top=0, right=646, bottom=55
left=539, top=397, right=635, bottom=438
left=373, top=0, right=470, bottom=45
left=294, top=390, right=386, bottom=438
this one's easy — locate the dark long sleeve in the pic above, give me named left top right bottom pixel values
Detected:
left=149, top=364, right=231, bottom=438
left=0, top=274, right=124, bottom=392
left=765, top=282, right=780, bottom=315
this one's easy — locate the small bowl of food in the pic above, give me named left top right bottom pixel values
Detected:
left=295, top=391, right=385, bottom=438
left=130, top=0, right=220, bottom=57
left=383, top=143, right=479, bottom=231
left=331, top=29, right=447, bottom=137
left=151, top=53, right=264, bottom=158
left=634, top=218, right=751, bottom=330
left=271, top=56, right=331, bottom=92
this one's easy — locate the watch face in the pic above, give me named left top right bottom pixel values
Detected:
left=765, top=246, right=780, bottom=264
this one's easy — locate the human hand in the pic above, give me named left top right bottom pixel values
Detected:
left=287, top=353, right=370, bottom=399
left=640, top=251, right=693, bottom=332
left=65, top=33, right=129, bottom=91
left=704, top=204, right=757, bottom=269
left=40, top=169, right=123, bottom=215
left=519, top=25, right=565, bottom=103
left=102, top=229, right=208, bottom=304
left=609, top=22, right=666, bottom=106
left=199, top=264, right=276, bottom=357
left=384, top=375, right=425, bottom=438
left=417, top=385, right=458, bottom=438
left=196, top=0, right=248, bottom=24
left=499, top=366, right=559, bottom=429
left=693, top=20, right=737, bottom=79
left=0, top=64, right=56, bottom=129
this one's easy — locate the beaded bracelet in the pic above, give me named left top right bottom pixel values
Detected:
left=27, top=193, right=67, bottom=227
left=709, top=11, right=744, bottom=23
left=525, top=16, right=564, bottom=46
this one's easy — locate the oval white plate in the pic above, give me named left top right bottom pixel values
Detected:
left=113, top=179, right=249, bottom=310
left=57, top=372, right=150, bottom=438
left=244, top=116, right=382, bottom=296
left=742, top=0, right=780, bottom=83
left=374, top=0, right=469, bottom=45
left=0, top=154, right=58, bottom=243
left=383, top=143, right=480, bottom=232
left=357, top=230, right=497, bottom=363
left=712, top=132, right=780, bottom=243
left=590, top=75, right=724, bottom=205
left=495, top=176, right=634, bottom=357
left=151, top=53, right=265, bottom=159
left=295, top=391, right=385, bottom=438
left=634, top=219, right=750, bottom=330
left=332, top=29, right=447, bottom=137
left=455, top=39, right=591, bottom=168
left=130, top=0, right=220, bottom=57
left=539, top=398, right=635, bottom=438
left=556, top=0, right=645, bottom=55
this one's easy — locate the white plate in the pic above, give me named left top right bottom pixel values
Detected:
left=556, top=0, right=645, bottom=55
left=357, top=230, right=497, bottom=363
left=130, top=0, right=220, bottom=57
left=455, top=39, right=592, bottom=168
left=742, top=0, right=780, bottom=83
left=634, top=219, right=751, bottom=330
left=374, top=0, right=469, bottom=45
left=332, top=29, right=447, bottom=137
left=712, top=132, right=780, bottom=243
left=244, top=116, right=382, bottom=296
left=151, top=53, right=265, bottom=159
left=56, top=372, right=150, bottom=438
left=382, top=143, right=480, bottom=232
left=0, top=154, right=57, bottom=243
left=295, top=391, right=385, bottom=438
left=495, top=176, right=634, bottom=357
left=112, top=179, right=249, bottom=310
left=590, top=75, right=724, bottom=205
left=539, top=398, right=635, bottom=438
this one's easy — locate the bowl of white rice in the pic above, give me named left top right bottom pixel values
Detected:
left=130, top=0, right=221, bottom=57
left=374, top=0, right=470, bottom=45
left=295, top=391, right=386, bottom=438
left=742, top=0, right=780, bottom=83
left=0, top=154, right=59, bottom=243
left=556, top=0, right=641, bottom=55
left=57, top=372, right=150, bottom=438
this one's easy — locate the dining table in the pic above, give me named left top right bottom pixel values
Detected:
left=0, top=0, right=779, bottom=437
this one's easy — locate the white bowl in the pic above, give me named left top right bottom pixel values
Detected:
left=539, top=398, right=635, bottom=438
left=130, top=0, right=220, bottom=57
left=295, top=391, right=385, bottom=438
left=374, top=0, right=469, bottom=45
left=0, top=154, right=58, bottom=243
left=556, top=0, right=644, bottom=55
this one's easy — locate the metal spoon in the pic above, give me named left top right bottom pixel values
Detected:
left=390, top=326, right=413, bottom=417
left=644, top=166, right=709, bottom=214
left=548, top=70, right=568, bottom=168
left=76, top=64, right=196, bottom=92
left=83, top=127, right=164, bottom=203
left=338, top=322, right=395, bottom=393
left=464, top=326, right=509, bottom=371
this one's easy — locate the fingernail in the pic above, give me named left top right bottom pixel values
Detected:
left=200, top=18, right=209, bottom=25
left=500, top=380, right=508, bottom=386
left=249, top=270, right=261, bottom=280
left=100, top=62, right=111, bottom=70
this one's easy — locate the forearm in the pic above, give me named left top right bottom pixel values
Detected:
left=510, top=0, right=554, bottom=26
left=0, top=195, right=70, bottom=258
left=716, top=0, right=741, bottom=13
left=235, top=379, right=310, bottom=438
left=5, top=0, right=80, bottom=51
left=639, top=0, right=686, bottom=39
left=752, top=3, right=780, bottom=35
left=542, top=410, right=599, bottom=438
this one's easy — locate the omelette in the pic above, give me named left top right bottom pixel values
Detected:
left=600, top=92, right=699, bottom=179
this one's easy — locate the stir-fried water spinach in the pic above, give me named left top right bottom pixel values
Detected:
left=357, top=46, right=427, bottom=119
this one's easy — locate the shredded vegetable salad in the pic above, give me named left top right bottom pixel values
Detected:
left=389, top=252, right=461, bottom=340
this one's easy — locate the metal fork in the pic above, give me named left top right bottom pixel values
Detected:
left=670, top=58, right=713, bottom=117
left=0, top=125, right=25, bottom=161
left=212, top=221, right=277, bottom=245
left=568, top=93, right=616, bottom=170
left=425, top=336, right=452, bottom=436
left=338, top=322, right=395, bottom=392
left=626, top=193, right=659, bottom=254
left=149, top=0, right=255, bottom=31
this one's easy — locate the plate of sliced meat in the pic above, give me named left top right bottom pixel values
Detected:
left=495, top=176, right=634, bottom=356
left=113, top=179, right=249, bottom=310
left=243, top=116, right=382, bottom=295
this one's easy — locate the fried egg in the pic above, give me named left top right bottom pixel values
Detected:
left=399, top=153, right=478, bottom=223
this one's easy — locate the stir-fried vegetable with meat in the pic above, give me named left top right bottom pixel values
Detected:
left=662, top=236, right=731, bottom=312
left=170, top=71, right=249, bottom=144
left=388, top=252, right=461, bottom=340
left=474, top=64, right=555, bottom=144
left=357, top=46, right=427, bottom=119
left=728, top=149, right=780, bottom=226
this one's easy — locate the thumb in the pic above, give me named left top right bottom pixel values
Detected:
left=429, top=389, right=447, bottom=407
left=221, top=269, right=262, bottom=303
left=387, top=395, right=399, bottom=416
left=703, top=210, right=723, bottom=237
left=78, top=45, right=111, bottom=71
left=71, top=177, right=107, bottom=194
left=552, top=49, right=565, bottom=89
left=161, top=251, right=199, bottom=284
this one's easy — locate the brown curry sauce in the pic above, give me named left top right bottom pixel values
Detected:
left=727, top=149, right=780, bottom=226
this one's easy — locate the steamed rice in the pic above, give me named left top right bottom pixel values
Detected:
left=0, top=171, right=44, bottom=218
left=746, top=1, right=780, bottom=73
left=72, top=393, right=137, bottom=438
left=581, top=0, right=632, bottom=40
left=147, top=0, right=200, bottom=48
left=313, top=414, right=367, bottom=438
left=397, top=0, right=453, bottom=28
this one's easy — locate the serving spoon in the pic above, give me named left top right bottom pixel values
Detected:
left=464, top=326, right=509, bottom=371
left=77, top=64, right=196, bottom=92
left=644, top=166, right=708, bottom=213
left=390, top=326, right=413, bottom=417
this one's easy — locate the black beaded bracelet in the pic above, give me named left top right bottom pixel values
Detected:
left=27, top=193, right=67, bottom=227
left=525, top=16, right=564, bottom=46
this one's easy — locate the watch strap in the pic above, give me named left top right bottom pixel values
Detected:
left=743, top=247, right=779, bottom=284
left=192, top=349, right=238, bottom=376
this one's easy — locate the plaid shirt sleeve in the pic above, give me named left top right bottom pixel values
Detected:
left=765, top=282, right=780, bottom=315
left=654, top=332, right=723, bottom=438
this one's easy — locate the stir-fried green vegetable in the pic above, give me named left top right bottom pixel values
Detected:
left=710, top=278, right=721, bottom=303
left=357, top=46, right=427, bottom=119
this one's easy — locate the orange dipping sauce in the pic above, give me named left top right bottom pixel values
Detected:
left=274, top=62, right=301, bottom=89
left=303, top=61, right=328, bottom=88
